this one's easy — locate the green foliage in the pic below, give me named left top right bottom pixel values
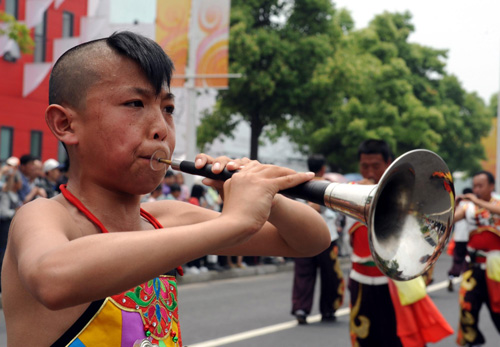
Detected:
left=197, top=0, right=344, bottom=159
left=490, top=93, right=498, bottom=118
left=0, top=11, right=34, bottom=54
left=291, top=10, right=493, bottom=173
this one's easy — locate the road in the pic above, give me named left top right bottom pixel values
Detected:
left=0, top=254, right=497, bottom=346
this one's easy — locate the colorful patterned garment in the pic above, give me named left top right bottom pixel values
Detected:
left=457, top=198, right=500, bottom=346
left=52, top=185, right=183, bottom=347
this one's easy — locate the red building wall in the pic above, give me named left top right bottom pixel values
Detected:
left=0, top=0, right=87, bottom=161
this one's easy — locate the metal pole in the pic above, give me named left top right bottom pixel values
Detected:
left=184, top=0, right=198, bottom=189
left=172, top=73, right=243, bottom=79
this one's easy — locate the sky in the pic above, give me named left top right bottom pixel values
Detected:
left=331, top=0, right=500, bottom=103
left=111, top=0, right=500, bottom=103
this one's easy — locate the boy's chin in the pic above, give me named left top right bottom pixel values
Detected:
left=128, top=181, right=163, bottom=196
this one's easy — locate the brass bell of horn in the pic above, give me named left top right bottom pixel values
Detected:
left=320, top=149, right=455, bottom=280
left=153, top=149, right=455, bottom=281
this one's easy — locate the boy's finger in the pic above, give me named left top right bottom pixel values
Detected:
left=274, top=172, right=315, bottom=191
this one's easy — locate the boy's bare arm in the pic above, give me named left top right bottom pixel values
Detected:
left=151, top=158, right=330, bottom=258
left=148, top=195, right=330, bottom=258
left=11, top=199, right=260, bottom=310
left=267, top=195, right=330, bottom=255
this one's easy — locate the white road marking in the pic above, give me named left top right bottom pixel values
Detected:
left=188, top=277, right=462, bottom=347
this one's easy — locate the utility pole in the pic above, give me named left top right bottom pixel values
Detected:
left=496, top=41, right=500, bottom=192
left=179, top=0, right=240, bottom=189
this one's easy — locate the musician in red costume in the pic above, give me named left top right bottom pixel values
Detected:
left=347, top=139, right=453, bottom=347
left=454, top=170, right=500, bottom=347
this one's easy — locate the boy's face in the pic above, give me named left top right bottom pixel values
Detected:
left=75, top=52, right=176, bottom=194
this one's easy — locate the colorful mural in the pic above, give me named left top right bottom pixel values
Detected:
left=155, top=0, right=229, bottom=89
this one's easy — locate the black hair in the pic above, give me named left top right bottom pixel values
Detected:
left=106, top=31, right=174, bottom=94
left=170, top=183, right=181, bottom=192
left=190, top=184, right=205, bottom=199
left=20, top=154, right=38, bottom=166
left=357, top=139, right=393, bottom=163
left=165, top=170, right=175, bottom=178
left=49, top=31, right=174, bottom=107
left=462, top=187, right=473, bottom=194
left=307, top=154, right=326, bottom=174
left=472, top=170, right=495, bottom=185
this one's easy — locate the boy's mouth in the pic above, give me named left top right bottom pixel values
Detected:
left=150, top=149, right=170, bottom=171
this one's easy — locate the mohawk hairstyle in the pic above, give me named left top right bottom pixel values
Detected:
left=49, top=31, right=174, bottom=108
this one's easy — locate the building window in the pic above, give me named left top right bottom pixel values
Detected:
left=5, top=0, right=18, bottom=18
left=0, top=127, right=14, bottom=161
left=62, top=11, right=74, bottom=38
left=30, top=130, right=43, bottom=158
left=33, top=10, right=48, bottom=63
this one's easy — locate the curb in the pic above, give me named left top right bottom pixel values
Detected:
left=177, top=257, right=351, bottom=285
left=178, top=262, right=295, bottom=285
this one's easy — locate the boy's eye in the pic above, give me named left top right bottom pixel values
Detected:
left=164, top=106, right=175, bottom=115
left=125, top=100, right=144, bottom=107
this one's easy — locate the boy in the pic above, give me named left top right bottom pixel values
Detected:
left=1, top=31, right=330, bottom=346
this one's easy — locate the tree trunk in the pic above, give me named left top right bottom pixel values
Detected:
left=250, top=114, right=263, bottom=160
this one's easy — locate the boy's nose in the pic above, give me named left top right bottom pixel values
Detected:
left=150, top=111, right=168, bottom=141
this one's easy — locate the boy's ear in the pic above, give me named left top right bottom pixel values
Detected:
left=45, top=104, right=79, bottom=145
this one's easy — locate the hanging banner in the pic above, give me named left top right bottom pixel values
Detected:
left=191, top=0, right=230, bottom=88
left=155, top=0, right=191, bottom=87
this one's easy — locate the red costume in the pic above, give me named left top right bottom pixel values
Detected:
left=348, top=220, right=453, bottom=347
left=456, top=199, right=500, bottom=346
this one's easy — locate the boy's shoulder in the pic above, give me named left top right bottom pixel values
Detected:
left=11, top=196, right=84, bottom=242
left=14, top=195, right=69, bottom=220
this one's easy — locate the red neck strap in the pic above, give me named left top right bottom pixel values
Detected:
left=59, top=184, right=182, bottom=275
left=59, top=184, right=164, bottom=233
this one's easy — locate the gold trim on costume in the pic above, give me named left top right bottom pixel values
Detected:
left=350, top=283, right=370, bottom=340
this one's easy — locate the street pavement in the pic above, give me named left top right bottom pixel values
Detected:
left=0, top=254, right=498, bottom=346
left=178, top=254, right=498, bottom=347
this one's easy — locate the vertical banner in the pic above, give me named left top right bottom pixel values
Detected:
left=155, top=0, right=191, bottom=87
left=191, top=0, right=230, bottom=88
left=482, top=117, right=497, bottom=177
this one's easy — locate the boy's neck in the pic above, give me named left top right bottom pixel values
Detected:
left=64, top=180, right=146, bottom=232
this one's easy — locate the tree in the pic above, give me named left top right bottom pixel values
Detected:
left=0, top=11, right=34, bottom=54
left=197, top=0, right=344, bottom=159
left=291, top=11, right=493, bottom=173
left=490, top=92, right=498, bottom=118
left=199, top=5, right=493, bottom=174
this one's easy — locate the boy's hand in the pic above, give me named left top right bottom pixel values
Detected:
left=193, top=153, right=246, bottom=198
left=194, top=154, right=314, bottom=233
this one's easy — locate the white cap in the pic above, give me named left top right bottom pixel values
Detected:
left=43, top=159, right=60, bottom=173
left=5, top=156, right=19, bottom=167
